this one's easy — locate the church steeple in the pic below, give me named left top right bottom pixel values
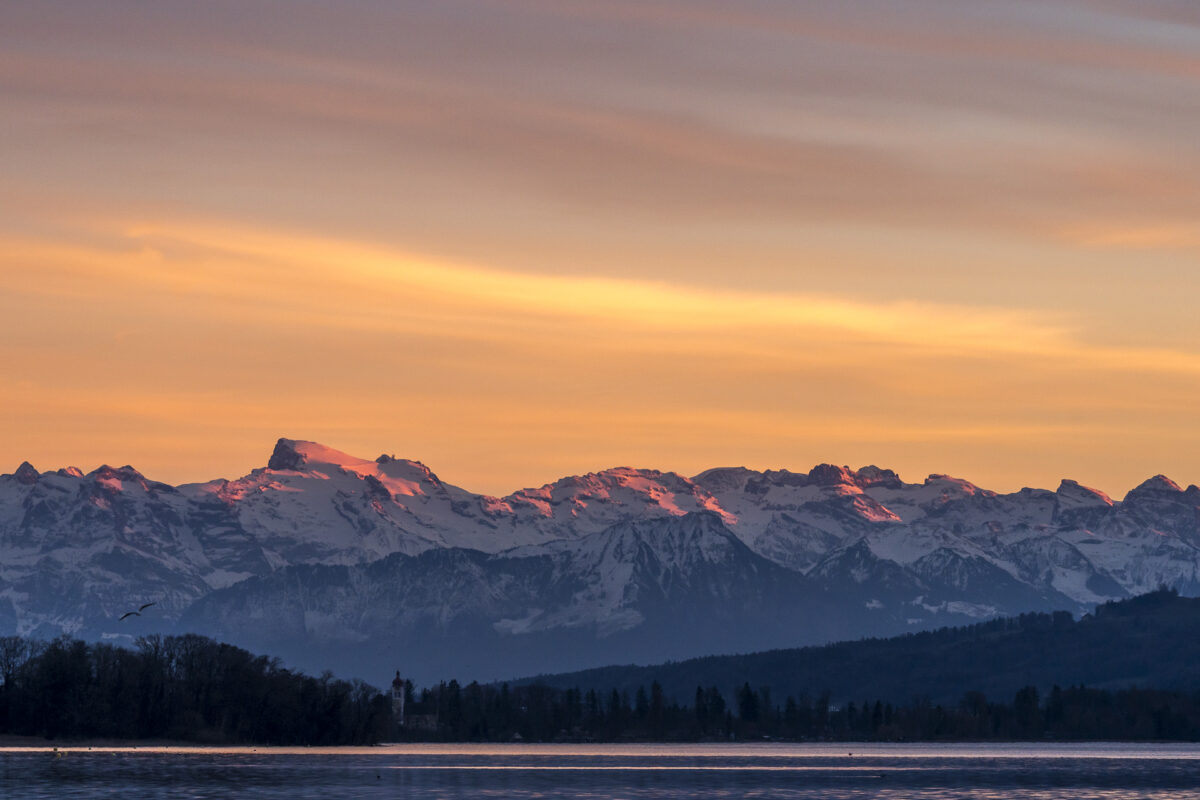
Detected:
left=391, top=670, right=406, bottom=725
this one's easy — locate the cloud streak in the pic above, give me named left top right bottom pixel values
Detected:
left=4, top=218, right=1200, bottom=495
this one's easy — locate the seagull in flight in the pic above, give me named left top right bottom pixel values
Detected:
left=119, top=602, right=156, bottom=621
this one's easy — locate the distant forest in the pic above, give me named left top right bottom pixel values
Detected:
left=5, top=591, right=1200, bottom=744
left=523, top=589, right=1200, bottom=706
left=0, top=634, right=390, bottom=744
left=397, top=678, right=1200, bottom=742
left=395, top=589, right=1200, bottom=742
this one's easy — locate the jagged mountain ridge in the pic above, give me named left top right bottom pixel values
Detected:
left=180, top=511, right=1024, bottom=684
left=2, top=438, right=1199, bottom=682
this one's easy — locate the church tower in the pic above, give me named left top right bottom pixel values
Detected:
left=391, top=670, right=406, bottom=725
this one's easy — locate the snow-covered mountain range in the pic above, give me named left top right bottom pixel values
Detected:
left=3, top=438, right=1198, bottom=683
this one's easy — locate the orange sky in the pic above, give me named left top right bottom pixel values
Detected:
left=3, top=1, right=1200, bottom=496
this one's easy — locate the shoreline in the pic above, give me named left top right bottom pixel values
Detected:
left=3, top=741, right=1200, bottom=758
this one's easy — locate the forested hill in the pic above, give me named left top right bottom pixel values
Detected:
left=519, top=590, right=1200, bottom=705
left=0, top=634, right=391, bottom=744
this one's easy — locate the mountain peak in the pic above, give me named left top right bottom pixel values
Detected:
left=853, top=465, right=903, bottom=488
left=1127, top=474, right=1183, bottom=498
left=923, top=473, right=980, bottom=490
left=690, top=466, right=758, bottom=493
left=808, top=463, right=856, bottom=487
left=90, top=464, right=146, bottom=481
left=267, top=438, right=308, bottom=471
left=13, top=461, right=39, bottom=485
left=267, top=438, right=369, bottom=471
left=1056, top=479, right=1114, bottom=507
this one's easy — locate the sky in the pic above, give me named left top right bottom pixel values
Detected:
left=2, top=0, right=1199, bottom=497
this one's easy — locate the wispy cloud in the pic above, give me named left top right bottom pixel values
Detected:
left=4, top=218, right=1200, bottom=493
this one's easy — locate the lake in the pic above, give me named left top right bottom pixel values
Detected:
left=3, top=742, right=1200, bottom=798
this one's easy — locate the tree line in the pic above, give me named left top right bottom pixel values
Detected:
left=526, top=590, right=1200, bottom=711
left=396, top=679, right=1200, bottom=742
left=5, top=631, right=1200, bottom=744
left=0, top=634, right=390, bottom=744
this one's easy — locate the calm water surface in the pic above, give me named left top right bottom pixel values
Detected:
left=3, top=742, right=1200, bottom=799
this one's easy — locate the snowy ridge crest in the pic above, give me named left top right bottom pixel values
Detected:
left=1, top=438, right=1199, bottom=681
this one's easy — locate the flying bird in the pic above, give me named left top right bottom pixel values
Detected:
left=118, top=602, right=156, bottom=621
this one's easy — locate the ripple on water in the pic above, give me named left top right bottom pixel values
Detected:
left=2, top=743, right=1200, bottom=800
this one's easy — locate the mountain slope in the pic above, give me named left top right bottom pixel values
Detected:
left=179, top=513, right=841, bottom=684
left=521, top=589, right=1200, bottom=706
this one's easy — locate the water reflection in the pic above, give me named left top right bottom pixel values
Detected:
left=2, top=743, right=1200, bottom=799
